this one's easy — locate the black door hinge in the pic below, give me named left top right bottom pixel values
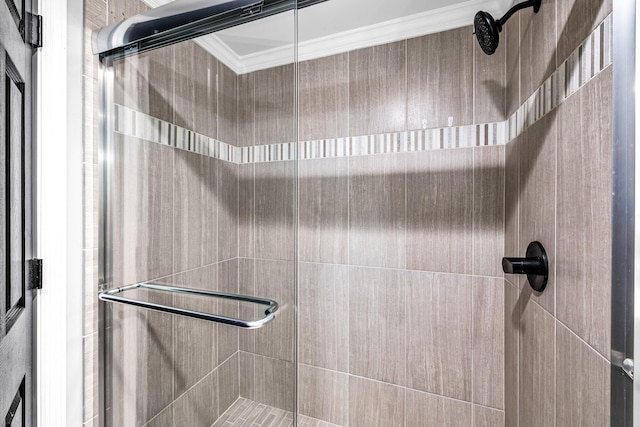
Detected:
left=28, top=259, right=43, bottom=290
left=25, top=13, right=43, bottom=48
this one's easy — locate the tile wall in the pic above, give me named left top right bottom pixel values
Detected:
left=83, top=1, right=244, bottom=426
left=83, top=0, right=616, bottom=425
left=109, top=47, right=245, bottom=426
left=235, top=61, right=298, bottom=413
left=85, top=18, right=507, bottom=427
left=503, top=0, right=612, bottom=425
left=292, top=26, right=507, bottom=426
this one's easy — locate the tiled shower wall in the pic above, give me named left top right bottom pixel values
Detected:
left=84, top=11, right=508, bottom=427
left=289, top=27, right=508, bottom=426
left=235, top=63, right=297, bottom=416
left=231, top=25, right=508, bottom=425
left=83, top=1, right=243, bottom=426
left=83, top=1, right=616, bottom=427
left=503, top=0, right=612, bottom=426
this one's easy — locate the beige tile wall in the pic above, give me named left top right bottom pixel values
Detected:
left=293, top=26, right=507, bottom=427
left=84, top=0, right=615, bottom=425
left=503, top=0, right=612, bottom=425
left=83, top=1, right=244, bottom=425
left=407, top=28, right=473, bottom=129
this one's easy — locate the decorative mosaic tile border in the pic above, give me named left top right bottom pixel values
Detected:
left=115, top=103, right=506, bottom=163
left=507, top=13, right=612, bottom=141
left=113, top=14, right=612, bottom=164
left=299, top=122, right=507, bottom=160
left=114, top=105, right=240, bottom=163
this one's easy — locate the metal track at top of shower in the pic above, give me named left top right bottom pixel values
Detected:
left=93, top=0, right=327, bottom=59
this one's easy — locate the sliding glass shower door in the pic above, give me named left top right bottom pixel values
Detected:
left=97, top=2, right=298, bottom=425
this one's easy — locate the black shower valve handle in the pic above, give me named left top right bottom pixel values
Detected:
left=502, top=241, right=549, bottom=292
left=501, top=257, right=545, bottom=275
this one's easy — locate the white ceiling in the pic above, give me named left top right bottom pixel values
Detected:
left=143, top=0, right=515, bottom=73
left=217, top=0, right=466, bottom=56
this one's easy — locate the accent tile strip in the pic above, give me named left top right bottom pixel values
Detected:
left=112, top=14, right=612, bottom=164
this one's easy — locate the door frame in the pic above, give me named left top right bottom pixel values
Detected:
left=34, top=0, right=83, bottom=424
left=612, top=0, right=636, bottom=425
left=634, top=0, right=640, bottom=425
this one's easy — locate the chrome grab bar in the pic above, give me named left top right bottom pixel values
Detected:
left=99, top=282, right=278, bottom=329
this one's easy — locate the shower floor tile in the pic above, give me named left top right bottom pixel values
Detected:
left=212, top=398, right=341, bottom=427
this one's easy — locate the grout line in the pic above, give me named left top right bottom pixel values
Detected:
left=141, top=402, right=173, bottom=427
left=402, top=262, right=407, bottom=402
left=555, top=317, right=611, bottom=364
left=236, top=350, right=295, bottom=365
left=235, top=254, right=242, bottom=404
left=235, top=75, right=240, bottom=264
left=472, top=148, right=476, bottom=275
left=403, top=157, right=408, bottom=409
left=236, top=256, right=504, bottom=282
left=296, top=360, right=510, bottom=418
left=472, top=29, right=477, bottom=126
left=553, top=42, right=560, bottom=427
left=211, top=395, right=244, bottom=427
left=470, top=168, right=475, bottom=415
left=251, top=72, right=256, bottom=261
left=171, top=350, right=239, bottom=407
left=170, top=136, right=177, bottom=409
left=148, top=259, right=238, bottom=284
left=348, top=369, right=505, bottom=413
left=293, top=258, right=506, bottom=280
left=472, top=403, right=475, bottom=427
left=215, top=61, right=221, bottom=377
left=82, top=415, right=98, bottom=427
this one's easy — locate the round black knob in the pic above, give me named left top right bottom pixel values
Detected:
left=502, top=241, right=548, bottom=292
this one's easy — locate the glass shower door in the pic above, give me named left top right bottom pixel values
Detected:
left=97, top=3, right=298, bottom=426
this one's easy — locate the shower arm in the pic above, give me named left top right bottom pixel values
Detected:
left=496, top=0, right=542, bottom=29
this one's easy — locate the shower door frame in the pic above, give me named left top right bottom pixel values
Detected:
left=612, top=0, right=635, bottom=425
left=96, top=52, right=114, bottom=427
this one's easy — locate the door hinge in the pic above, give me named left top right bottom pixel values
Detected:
left=28, top=258, right=43, bottom=290
left=25, top=13, right=43, bottom=48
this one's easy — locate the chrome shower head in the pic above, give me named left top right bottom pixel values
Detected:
left=473, top=0, right=541, bottom=55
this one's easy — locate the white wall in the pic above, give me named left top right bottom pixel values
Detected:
left=36, top=0, right=84, bottom=424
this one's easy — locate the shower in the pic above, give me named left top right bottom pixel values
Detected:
left=474, top=0, right=541, bottom=55
left=88, top=0, right=620, bottom=425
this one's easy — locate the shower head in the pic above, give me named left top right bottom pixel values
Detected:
left=473, top=0, right=542, bottom=55
left=474, top=11, right=500, bottom=55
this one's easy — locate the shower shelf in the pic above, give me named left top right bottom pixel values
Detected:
left=98, top=282, right=278, bottom=329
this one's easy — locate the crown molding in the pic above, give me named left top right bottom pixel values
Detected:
left=142, top=0, right=506, bottom=74
left=497, top=0, right=517, bottom=14
left=142, top=0, right=170, bottom=8
left=194, top=34, right=245, bottom=73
